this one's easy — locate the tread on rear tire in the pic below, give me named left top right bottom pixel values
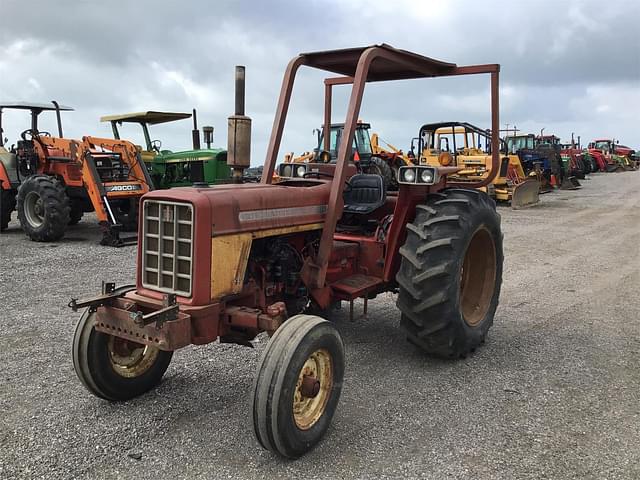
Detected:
left=396, top=188, right=503, bottom=358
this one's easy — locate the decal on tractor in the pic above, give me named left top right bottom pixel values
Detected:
left=105, top=184, right=143, bottom=192
left=238, top=205, right=328, bottom=222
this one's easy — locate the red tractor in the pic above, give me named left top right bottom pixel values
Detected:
left=588, top=139, right=636, bottom=172
left=70, top=45, right=504, bottom=458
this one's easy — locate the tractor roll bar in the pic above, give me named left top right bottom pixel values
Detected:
left=51, top=101, right=64, bottom=137
left=261, top=44, right=500, bottom=287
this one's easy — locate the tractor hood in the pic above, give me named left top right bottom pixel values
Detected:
left=155, top=148, right=227, bottom=163
left=142, top=180, right=332, bottom=237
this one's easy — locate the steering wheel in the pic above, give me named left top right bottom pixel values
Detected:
left=303, top=171, right=352, bottom=191
left=151, top=139, right=162, bottom=153
left=20, top=129, right=50, bottom=141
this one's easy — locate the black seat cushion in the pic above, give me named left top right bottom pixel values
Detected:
left=343, top=174, right=386, bottom=215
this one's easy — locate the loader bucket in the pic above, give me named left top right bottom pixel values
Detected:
left=559, top=176, right=581, bottom=190
left=511, top=178, right=540, bottom=209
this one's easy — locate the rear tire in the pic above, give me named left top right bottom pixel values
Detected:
left=1, top=189, right=16, bottom=231
left=17, top=175, right=69, bottom=241
left=252, top=314, right=345, bottom=458
left=72, top=305, right=173, bottom=401
left=396, top=188, right=503, bottom=358
left=364, top=156, right=395, bottom=190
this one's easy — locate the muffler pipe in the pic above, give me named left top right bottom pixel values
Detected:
left=235, top=66, right=245, bottom=116
left=192, top=108, right=201, bottom=150
left=227, top=66, right=251, bottom=183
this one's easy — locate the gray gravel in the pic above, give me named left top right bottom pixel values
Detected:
left=1, top=172, right=639, bottom=479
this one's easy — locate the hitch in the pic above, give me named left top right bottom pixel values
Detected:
left=68, top=282, right=135, bottom=312
left=129, top=293, right=179, bottom=329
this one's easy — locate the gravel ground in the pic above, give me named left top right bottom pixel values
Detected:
left=1, top=172, right=639, bottom=479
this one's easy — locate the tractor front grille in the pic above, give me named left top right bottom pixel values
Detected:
left=141, top=200, right=194, bottom=297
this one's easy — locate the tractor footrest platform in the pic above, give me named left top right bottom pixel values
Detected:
left=330, top=274, right=382, bottom=300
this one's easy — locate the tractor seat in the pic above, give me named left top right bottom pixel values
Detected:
left=342, top=174, right=386, bottom=215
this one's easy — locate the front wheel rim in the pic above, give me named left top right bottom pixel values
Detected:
left=107, top=336, right=159, bottom=378
left=24, top=191, right=44, bottom=227
left=460, top=227, right=497, bottom=326
left=293, top=348, right=333, bottom=430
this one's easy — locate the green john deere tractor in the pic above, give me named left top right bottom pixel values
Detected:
left=101, top=110, right=230, bottom=189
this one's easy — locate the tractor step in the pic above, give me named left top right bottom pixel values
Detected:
left=330, top=274, right=382, bottom=299
left=330, top=274, right=383, bottom=322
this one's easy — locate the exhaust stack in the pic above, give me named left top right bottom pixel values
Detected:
left=192, top=109, right=201, bottom=150
left=227, top=66, right=251, bottom=182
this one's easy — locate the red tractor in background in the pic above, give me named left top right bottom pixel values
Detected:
left=588, top=139, right=637, bottom=172
left=559, top=134, right=591, bottom=177
left=69, top=45, right=504, bottom=458
left=0, top=102, right=153, bottom=245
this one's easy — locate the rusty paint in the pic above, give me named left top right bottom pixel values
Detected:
left=300, top=375, right=321, bottom=398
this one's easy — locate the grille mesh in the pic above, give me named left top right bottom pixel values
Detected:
left=142, top=200, right=193, bottom=296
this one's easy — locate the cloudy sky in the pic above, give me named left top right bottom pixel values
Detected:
left=1, top=0, right=638, bottom=164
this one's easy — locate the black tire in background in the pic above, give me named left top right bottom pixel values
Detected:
left=364, top=156, right=396, bottom=190
left=16, top=175, right=70, bottom=241
left=1, top=188, right=17, bottom=231
left=580, top=155, right=592, bottom=175
left=68, top=199, right=84, bottom=225
left=113, top=198, right=139, bottom=232
left=253, top=314, right=345, bottom=458
left=396, top=188, right=504, bottom=358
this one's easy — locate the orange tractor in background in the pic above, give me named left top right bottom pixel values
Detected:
left=0, top=102, right=153, bottom=246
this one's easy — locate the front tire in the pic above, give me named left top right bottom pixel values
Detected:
left=72, top=307, right=173, bottom=401
left=396, top=188, right=503, bottom=358
left=252, top=314, right=345, bottom=458
left=17, top=175, right=70, bottom=241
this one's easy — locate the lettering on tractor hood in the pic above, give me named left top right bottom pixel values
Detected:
left=105, top=184, right=143, bottom=192
left=239, top=205, right=328, bottom=222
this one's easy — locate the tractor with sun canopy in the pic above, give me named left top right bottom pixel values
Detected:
left=69, top=45, right=504, bottom=458
left=0, top=102, right=152, bottom=245
left=101, top=110, right=231, bottom=189
left=417, top=122, right=540, bottom=208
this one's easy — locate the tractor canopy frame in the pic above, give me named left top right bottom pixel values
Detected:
left=100, top=111, right=192, bottom=152
left=0, top=101, right=73, bottom=146
left=262, top=43, right=501, bottom=289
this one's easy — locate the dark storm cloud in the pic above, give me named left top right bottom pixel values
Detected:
left=1, top=0, right=638, bottom=163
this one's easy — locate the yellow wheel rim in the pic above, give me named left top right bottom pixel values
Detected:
left=293, top=348, right=333, bottom=430
left=460, top=227, right=497, bottom=326
left=107, top=336, right=159, bottom=378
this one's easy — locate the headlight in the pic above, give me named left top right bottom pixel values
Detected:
left=420, top=169, right=434, bottom=183
left=278, top=164, right=293, bottom=177
left=296, top=165, right=307, bottom=177
left=403, top=168, right=416, bottom=183
left=398, top=166, right=438, bottom=185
